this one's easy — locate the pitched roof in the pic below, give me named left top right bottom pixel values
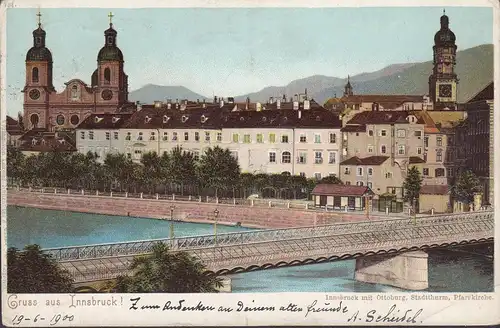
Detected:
left=76, top=113, right=133, bottom=129
left=466, top=81, right=493, bottom=103
left=340, top=156, right=389, bottom=166
left=79, top=105, right=342, bottom=130
left=341, top=94, right=424, bottom=104
left=346, top=110, right=424, bottom=125
left=341, top=125, right=366, bottom=132
left=6, top=116, right=24, bottom=135
left=420, top=185, right=449, bottom=195
left=19, top=134, right=76, bottom=152
left=312, top=184, right=373, bottom=196
left=409, top=156, right=426, bottom=164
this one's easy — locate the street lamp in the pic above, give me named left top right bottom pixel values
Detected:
left=169, top=205, right=175, bottom=243
left=214, top=208, right=219, bottom=245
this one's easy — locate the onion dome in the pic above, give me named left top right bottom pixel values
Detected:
left=26, top=25, right=53, bottom=62
left=97, top=22, right=123, bottom=62
left=434, top=12, right=456, bottom=46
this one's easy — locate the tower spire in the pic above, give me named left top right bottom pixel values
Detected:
left=108, top=11, right=114, bottom=26
left=36, top=7, right=42, bottom=28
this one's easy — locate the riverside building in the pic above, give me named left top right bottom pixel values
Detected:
left=75, top=99, right=343, bottom=179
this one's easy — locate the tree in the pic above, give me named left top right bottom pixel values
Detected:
left=17, top=112, right=24, bottom=131
left=196, top=146, right=240, bottom=197
left=403, top=166, right=423, bottom=209
left=239, top=173, right=255, bottom=198
left=7, top=145, right=25, bottom=186
left=319, top=175, right=343, bottom=185
left=140, top=151, right=161, bottom=193
left=452, top=170, right=482, bottom=205
left=167, top=146, right=197, bottom=195
left=7, top=245, right=74, bottom=293
left=112, top=242, right=222, bottom=293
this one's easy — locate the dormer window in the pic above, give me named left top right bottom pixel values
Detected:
left=163, top=115, right=170, bottom=123
left=112, top=117, right=120, bottom=124
left=240, top=117, right=245, bottom=122
left=94, top=116, right=103, bottom=123
left=144, top=116, right=152, bottom=124
left=316, top=116, right=321, bottom=121
left=31, top=138, right=37, bottom=146
left=262, top=117, right=267, bottom=122
left=181, top=115, right=188, bottom=123
left=200, top=115, right=208, bottom=123
left=283, top=116, right=288, bottom=122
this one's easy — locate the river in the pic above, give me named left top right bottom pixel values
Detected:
left=6, top=206, right=493, bottom=293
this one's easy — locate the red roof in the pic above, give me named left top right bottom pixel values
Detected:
left=312, top=184, right=373, bottom=196
left=340, top=156, right=389, bottom=166
left=420, top=185, right=449, bottom=195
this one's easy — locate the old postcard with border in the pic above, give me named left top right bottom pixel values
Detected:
left=1, top=0, right=499, bottom=326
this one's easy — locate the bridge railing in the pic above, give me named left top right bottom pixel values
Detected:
left=64, top=214, right=494, bottom=283
left=43, top=211, right=494, bottom=262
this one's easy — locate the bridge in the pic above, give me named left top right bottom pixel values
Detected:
left=44, top=211, right=494, bottom=290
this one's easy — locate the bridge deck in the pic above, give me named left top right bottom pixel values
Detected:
left=52, top=211, right=494, bottom=283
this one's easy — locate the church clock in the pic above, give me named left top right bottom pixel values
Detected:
left=439, top=84, right=452, bottom=98
left=29, top=89, right=40, bottom=100
left=101, top=89, right=113, bottom=100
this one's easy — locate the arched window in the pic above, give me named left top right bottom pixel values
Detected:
left=104, top=68, right=111, bottom=83
left=30, top=113, right=39, bottom=128
left=282, top=151, right=291, bottom=164
left=32, top=67, right=39, bottom=83
left=71, top=85, right=79, bottom=100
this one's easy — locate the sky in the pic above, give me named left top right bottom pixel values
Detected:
left=5, top=6, right=494, bottom=116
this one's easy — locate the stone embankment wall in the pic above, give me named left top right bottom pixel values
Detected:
left=8, top=191, right=377, bottom=229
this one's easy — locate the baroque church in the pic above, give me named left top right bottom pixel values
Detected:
left=23, top=12, right=132, bottom=131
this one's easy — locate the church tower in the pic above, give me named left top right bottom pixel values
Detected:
left=93, top=12, right=129, bottom=111
left=343, top=75, right=353, bottom=97
left=23, top=10, right=54, bottom=130
left=428, top=10, right=458, bottom=110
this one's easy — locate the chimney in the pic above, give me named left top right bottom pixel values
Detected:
left=214, top=96, right=218, bottom=104
left=283, top=94, right=286, bottom=102
left=246, top=97, right=250, bottom=110
left=269, top=97, right=274, bottom=104
left=197, top=99, right=200, bottom=104
left=305, top=88, right=308, bottom=100
left=167, top=103, right=172, bottom=109
left=176, top=98, right=179, bottom=104
left=298, top=110, right=302, bottom=119
left=293, top=101, right=299, bottom=110
left=277, top=98, right=281, bottom=109
left=220, top=99, right=224, bottom=108
left=304, top=100, right=310, bottom=110
left=154, top=101, right=162, bottom=108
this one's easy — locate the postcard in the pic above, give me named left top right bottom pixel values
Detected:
left=1, top=0, right=499, bottom=326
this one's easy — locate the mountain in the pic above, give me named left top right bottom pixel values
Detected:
left=311, top=44, right=494, bottom=104
left=129, top=84, right=207, bottom=103
left=128, top=44, right=493, bottom=105
left=234, top=63, right=416, bottom=102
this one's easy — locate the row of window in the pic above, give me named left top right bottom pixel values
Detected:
left=343, top=167, right=393, bottom=179
left=79, top=131, right=340, bottom=144
left=268, top=151, right=337, bottom=164
left=359, top=129, right=423, bottom=138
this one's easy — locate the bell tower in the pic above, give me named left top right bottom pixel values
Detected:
left=428, top=10, right=458, bottom=110
left=343, top=75, right=353, bottom=97
left=95, top=12, right=128, bottom=111
left=23, top=9, right=54, bottom=130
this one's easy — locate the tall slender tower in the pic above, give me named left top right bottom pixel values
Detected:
left=93, top=12, right=129, bottom=112
left=23, top=9, right=54, bottom=130
left=428, top=10, right=459, bottom=110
